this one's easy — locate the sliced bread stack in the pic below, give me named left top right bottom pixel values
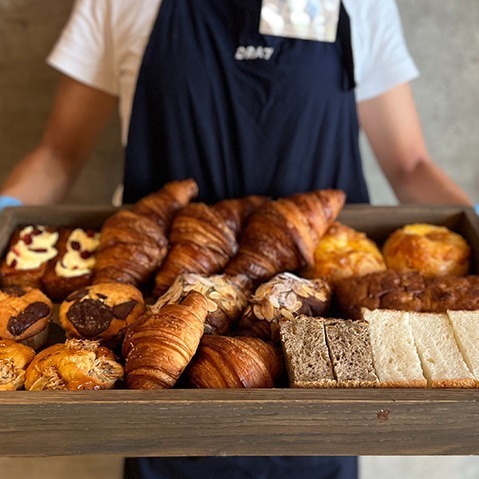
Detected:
left=280, top=310, right=479, bottom=388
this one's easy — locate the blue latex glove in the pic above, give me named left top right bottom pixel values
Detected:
left=0, top=195, right=22, bottom=212
left=475, top=204, right=479, bottom=215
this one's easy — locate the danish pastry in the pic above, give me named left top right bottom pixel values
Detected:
left=382, top=223, right=470, bottom=277
left=24, top=338, right=124, bottom=390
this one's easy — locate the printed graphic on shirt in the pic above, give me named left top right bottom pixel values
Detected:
left=235, top=46, right=275, bottom=60
left=260, top=0, right=340, bottom=42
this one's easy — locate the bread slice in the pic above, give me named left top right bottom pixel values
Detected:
left=362, top=309, right=426, bottom=387
left=324, top=319, right=379, bottom=387
left=279, top=315, right=336, bottom=388
left=446, top=310, right=479, bottom=385
left=407, top=311, right=475, bottom=388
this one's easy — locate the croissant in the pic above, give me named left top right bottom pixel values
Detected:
left=123, top=291, right=208, bottom=389
left=225, top=189, right=346, bottom=284
left=185, top=335, right=283, bottom=388
left=94, top=179, right=198, bottom=286
left=153, top=195, right=265, bottom=297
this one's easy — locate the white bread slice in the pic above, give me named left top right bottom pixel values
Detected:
left=408, top=312, right=475, bottom=388
left=324, top=319, right=379, bottom=388
left=362, top=309, right=426, bottom=387
left=446, top=310, right=479, bottom=385
left=279, top=315, right=336, bottom=388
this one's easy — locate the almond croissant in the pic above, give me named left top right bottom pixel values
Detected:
left=153, top=195, right=265, bottom=297
left=224, top=189, right=346, bottom=284
left=152, top=273, right=251, bottom=335
left=94, top=179, right=198, bottom=286
left=185, top=335, right=283, bottom=388
left=123, top=291, right=208, bottom=389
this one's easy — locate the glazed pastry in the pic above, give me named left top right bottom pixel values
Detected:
left=224, top=189, right=345, bottom=284
left=123, top=291, right=209, bottom=389
left=42, top=227, right=100, bottom=302
left=58, top=283, right=145, bottom=345
left=153, top=195, right=265, bottom=297
left=152, top=273, right=251, bottom=335
left=382, top=223, right=471, bottom=277
left=334, top=270, right=479, bottom=320
left=0, top=225, right=59, bottom=289
left=94, top=179, right=198, bottom=286
left=185, top=335, right=283, bottom=388
left=0, top=339, right=36, bottom=390
left=0, top=286, right=53, bottom=350
left=236, top=272, right=332, bottom=342
left=301, top=222, right=386, bottom=283
left=24, top=339, right=124, bottom=391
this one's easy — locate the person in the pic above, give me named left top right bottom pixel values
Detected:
left=0, top=1, right=475, bottom=478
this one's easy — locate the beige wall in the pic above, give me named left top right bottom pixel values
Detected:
left=0, top=0, right=478, bottom=205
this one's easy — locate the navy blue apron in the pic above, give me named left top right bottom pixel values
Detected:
left=124, top=1, right=361, bottom=477
left=123, top=0, right=369, bottom=205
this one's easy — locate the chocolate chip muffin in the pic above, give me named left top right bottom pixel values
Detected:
left=58, top=283, right=145, bottom=345
left=0, top=286, right=53, bottom=349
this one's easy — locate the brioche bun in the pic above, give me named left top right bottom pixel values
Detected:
left=0, top=339, right=36, bottom=390
left=302, top=222, right=386, bottom=283
left=383, top=223, right=470, bottom=277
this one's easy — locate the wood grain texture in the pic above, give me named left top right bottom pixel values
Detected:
left=0, top=205, right=478, bottom=457
left=0, top=389, right=478, bottom=456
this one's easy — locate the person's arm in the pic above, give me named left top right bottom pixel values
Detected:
left=1, top=74, right=118, bottom=205
left=357, top=82, right=472, bottom=206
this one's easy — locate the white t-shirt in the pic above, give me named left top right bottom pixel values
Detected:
left=48, top=0, right=419, bottom=145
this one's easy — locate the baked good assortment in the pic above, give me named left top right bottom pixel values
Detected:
left=301, top=221, right=386, bottom=283
left=0, top=339, right=36, bottom=390
left=382, top=223, right=471, bottom=277
left=58, top=282, right=145, bottom=345
left=0, top=286, right=53, bottom=349
left=0, top=185, right=478, bottom=391
left=24, top=338, right=124, bottom=390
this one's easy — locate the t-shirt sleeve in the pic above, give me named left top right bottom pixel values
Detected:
left=355, top=0, right=419, bottom=102
left=47, top=0, right=119, bottom=96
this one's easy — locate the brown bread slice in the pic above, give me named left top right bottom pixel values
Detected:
left=324, top=319, right=379, bottom=388
left=279, top=315, right=336, bottom=388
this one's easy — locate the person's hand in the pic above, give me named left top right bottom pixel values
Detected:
left=475, top=204, right=479, bottom=215
left=0, top=195, right=22, bottom=212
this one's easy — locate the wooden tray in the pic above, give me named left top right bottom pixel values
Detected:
left=0, top=204, right=478, bottom=457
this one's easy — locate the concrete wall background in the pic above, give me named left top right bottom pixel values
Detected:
left=0, top=0, right=478, bottom=205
